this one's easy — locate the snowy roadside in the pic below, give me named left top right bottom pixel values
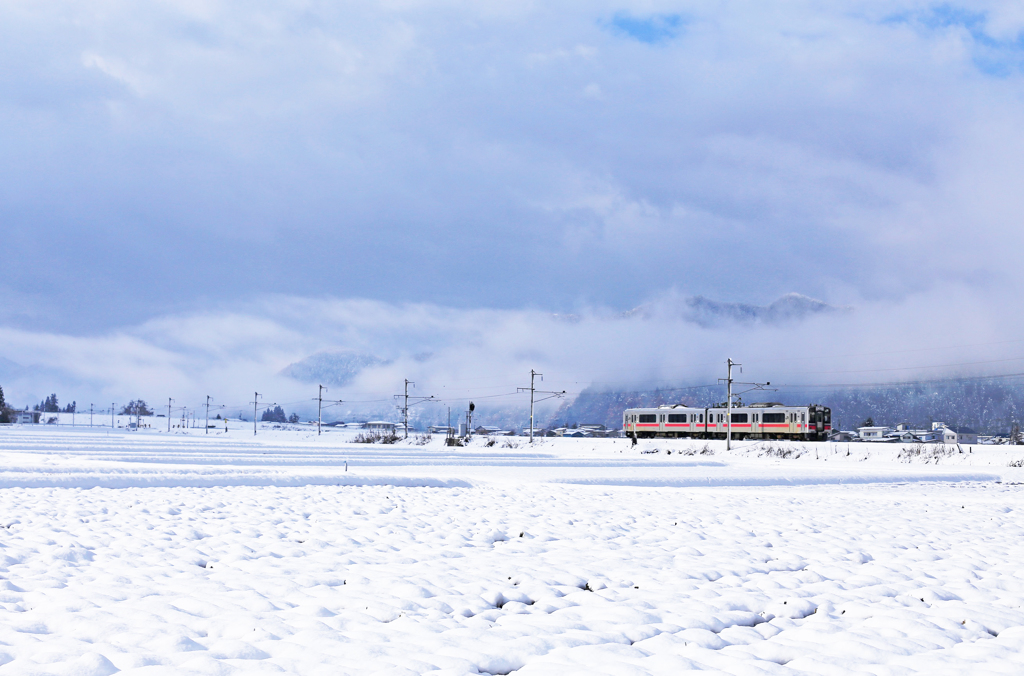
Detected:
left=0, top=427, right=1020, bottom=490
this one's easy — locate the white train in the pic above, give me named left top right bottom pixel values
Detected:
left=623, top=402, right=832, bottom=441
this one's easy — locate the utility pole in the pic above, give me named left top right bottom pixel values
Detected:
left=205, top=396, right=211, bottom=434
left=167, top=398, right=173, bottom=432
left=313, top=386, right=343, bottom=437
left=393, top=381, right=435, bottom=440
left=90, top=404, right=93, bottom=428
left=111, top=403, right=115, bottom=429
left=403, top=380, right=411, bottom=439
left=252, top=393, right=261, bottom=436
left=726, top=359, right=735, bottom=451
left=447, top=407, right=452, bottom=445
left=517, top=369, right=565, bottom=444
left=318, top=385, right=325, bottom=436
left=717, top=359, right=773, bottom=452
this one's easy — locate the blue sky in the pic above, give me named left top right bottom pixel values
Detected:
left=2, top=1, right=1024, bottom=406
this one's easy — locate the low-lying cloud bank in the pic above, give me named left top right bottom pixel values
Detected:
left=1, top=286, right=1020, bottom=426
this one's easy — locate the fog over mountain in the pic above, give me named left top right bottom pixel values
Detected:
left=2, top=284, right=1022, bottom=431
left=624, top=293, right=848, bottom=326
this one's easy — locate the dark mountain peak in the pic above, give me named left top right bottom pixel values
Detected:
left=626, top=293, right=848, bottom=327
left=280, top=351, right=390, bottom=387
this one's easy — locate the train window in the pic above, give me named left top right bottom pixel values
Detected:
left=699, top=414, right=703, bottom=422
left=638, top=414, right=656, bottom=423
left=763, top=413, right=784, bottom=423
left=668, top=414, right=686, bottom=423
left=731, top=413, right=748, bottom=423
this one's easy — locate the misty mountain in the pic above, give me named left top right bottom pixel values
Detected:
left=626, top=293, right=847, bottom=326
left=0, top=357, right=25, bottom=381
left=549, top=379, right=1024, bottom=435
left=279, top=351, right=390, bottom=387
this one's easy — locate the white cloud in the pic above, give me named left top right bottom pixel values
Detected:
left=0, top=0, right=1022, bottom=337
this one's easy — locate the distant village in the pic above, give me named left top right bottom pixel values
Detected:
left=834, top=422, right=994, bottom=445
left=4, top=395, right=1022, bottom=445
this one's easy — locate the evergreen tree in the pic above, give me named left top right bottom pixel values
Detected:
left=288, top=412, right=300, bottom=423
left=0, top=385, right=9, bottom=424
left=39, top=394, right=60, bottom=413
left=261, top=405, right=287, bottom=423
left=120, top=400, right=153, bottom=416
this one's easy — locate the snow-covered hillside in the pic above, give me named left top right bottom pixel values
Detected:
left=0, top=427, right=1022, bottom=674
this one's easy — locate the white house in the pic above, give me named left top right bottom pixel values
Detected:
left=364, top=421, right=397, bottom=432
left=857, top=426, right=892, bottom=440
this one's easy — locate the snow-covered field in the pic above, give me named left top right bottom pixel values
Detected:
left=2, top=426, right=1024, bottom=675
